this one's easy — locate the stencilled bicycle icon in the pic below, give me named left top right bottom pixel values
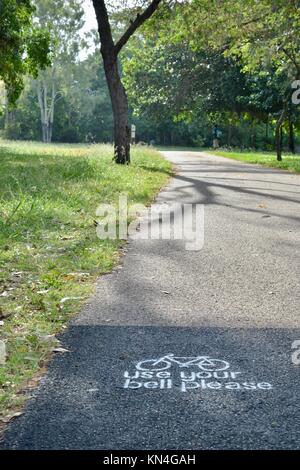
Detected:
left=136, top=354, right=230, bottom=372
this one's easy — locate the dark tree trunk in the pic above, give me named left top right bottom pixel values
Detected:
left=227, top=125, right=232, bottom=146
left=288, top=118, right=295, bottom=154
left=275, top=123, right=283, bottom=161
left=102, top=54, right=130, bottom=164
left=92, top=0, right=162, bottom=165
left=265, top=116, right=269, bottom=141
left=253, top=125, right=257, bottom=149
left=275, top=104, right=288, bottom=161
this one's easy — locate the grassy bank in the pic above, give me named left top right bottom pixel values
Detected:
left=0, top=140, right=172, bottom=420
left=209, top=150, right=300, bottom=173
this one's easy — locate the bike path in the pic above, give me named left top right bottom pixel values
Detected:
left=1, top=151, right=300, bottom=449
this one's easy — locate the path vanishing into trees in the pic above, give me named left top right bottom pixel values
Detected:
left=1, top=151, right=300, bottom=449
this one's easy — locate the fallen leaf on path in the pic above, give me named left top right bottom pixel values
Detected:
left=52, top=347, right=70, bottom=353
left=1, top=412, right=24, bottom=423
left=119, top=352, right=129, bottom=360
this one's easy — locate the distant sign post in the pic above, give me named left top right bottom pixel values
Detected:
left=131, top=124, right=136, bottom=144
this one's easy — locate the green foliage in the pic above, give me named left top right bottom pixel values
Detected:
left=3, top=53, right=114, bottom=143
left=122, top=1, right=300, bottom=150
left=2, top=0, right=300, bottom=151
left=34, top=0, right=85, bottom=62
left=170, top=1, right=300, bottom=79
left=0, top=0, right=51, bottom=105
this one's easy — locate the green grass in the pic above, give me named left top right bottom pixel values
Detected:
left=208, top=150, right=300, bottom=173
left=0, top=140, right=172, bottom=419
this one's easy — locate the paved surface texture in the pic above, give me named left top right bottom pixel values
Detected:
left=1, top=151, right=300, bottom=449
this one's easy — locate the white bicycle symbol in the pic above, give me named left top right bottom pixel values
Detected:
left=136, top=354, right=229, bottom=372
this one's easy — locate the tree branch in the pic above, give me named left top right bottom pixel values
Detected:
left=281, top=46, right=300, bottom=76
left=115, top=0, right=162, bottom=54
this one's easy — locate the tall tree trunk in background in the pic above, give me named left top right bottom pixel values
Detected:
left=288, top=117, right=295, bottom=154
left=4, top=92, right=15, bottom=132
left=37, top=78, right=57, bottom=143
left=36, top=66, right=57, bottom=144
left=275, top=102, right=288, bottom=162
left=227, top=125, right=232, bottom=147
left=265, top=115, right=269, bottom=148
left=92, top=0, right=162, bottom=164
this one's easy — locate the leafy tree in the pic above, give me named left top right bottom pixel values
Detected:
left=32, top=0, right=85, bottom=142
left=0, top=0, right=50, bottom=105
left=91, top=0, right=165, bottom=164
left=123, top=37, right=295, bottom=149
left=2, top=50, right=114, bottom=144
left=171, top=0, right=300, bottom=159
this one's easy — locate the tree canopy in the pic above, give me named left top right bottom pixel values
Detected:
left=1, top=0, right=299, bottom=157
left=0, top=0, right=51, bottom=105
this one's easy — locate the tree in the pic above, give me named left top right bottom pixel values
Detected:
left=123, top=38, right=292, bottom=149
left=0, top=0, right=50, bottom=106
left=92, top=0, right=163, bottom=164
left=172, top=0, right=300, bottom=160
left=33, top=0, right=85, bottom=142
left=1, top=50, right=116, bottom=143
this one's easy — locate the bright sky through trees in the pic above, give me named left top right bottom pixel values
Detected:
left=82, top=0, right=97, bottom=32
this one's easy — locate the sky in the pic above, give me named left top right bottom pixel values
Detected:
left=82, top=0, right=98, bottom=34
left=79, top=0, right=138, bottom=59
left=79, top=1, right=98, bottom=59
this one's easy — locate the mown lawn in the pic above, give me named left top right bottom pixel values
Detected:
left=0, top=140, right=172, bottom=420
left=209, top=150, right=300, bottom=173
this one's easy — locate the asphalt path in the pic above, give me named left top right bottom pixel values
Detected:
left=1, top=151, right=300, bottom=450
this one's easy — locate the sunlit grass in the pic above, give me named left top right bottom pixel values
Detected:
left=0, top=140, right=172, bottom=418
left=209, top=150, right=300, bottom=173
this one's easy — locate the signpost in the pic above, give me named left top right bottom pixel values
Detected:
left=131, top=124, right=136, bottom=145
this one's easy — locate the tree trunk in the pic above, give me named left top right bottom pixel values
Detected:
left=92, top=0, right=162, bottom=165
left=253, top=125, right=257, bottom=149
left=227, top=125, right=232, bottom=147
left=37, top=75, right=57, bottom=144
left=288, top=119, right=295, bottom=154
left=275, top=123, right=283, bottom=161
left=102, top=54, right=130, bottom=164
left=275, top=103, right=288, bottom=161
left=265, top=116, right=269, bottom=141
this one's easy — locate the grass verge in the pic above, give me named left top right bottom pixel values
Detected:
left=0, top=140, right=172, bottom=420
left=208, top=150, right=300, bottom=173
